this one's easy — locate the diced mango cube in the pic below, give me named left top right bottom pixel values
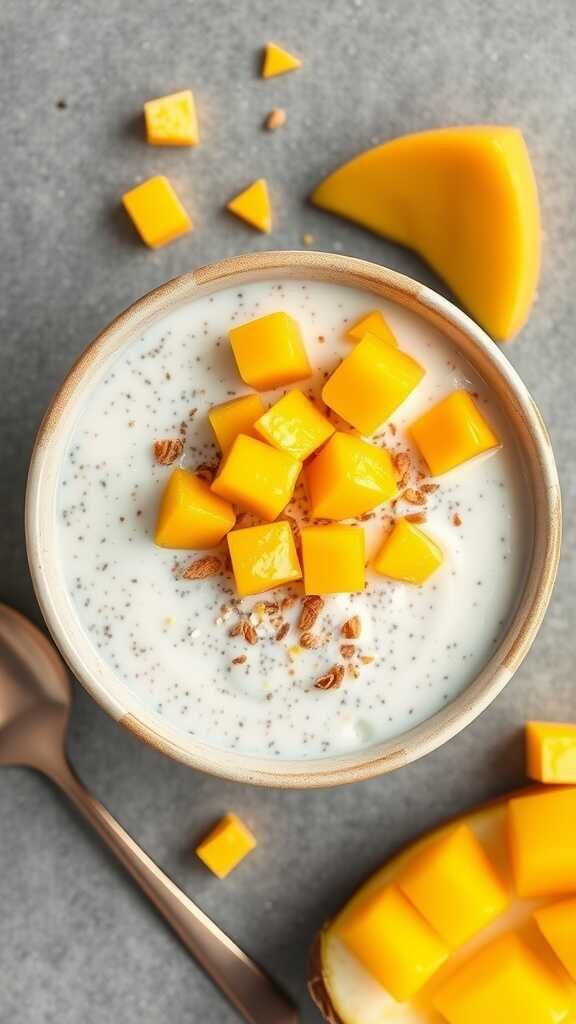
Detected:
left=347, top=311, right=398, bottom=346
left=301, top=525, right=365, bottom=595
left=227, top=178, right=272, bottom=233
left=144, top=89, right=199, bottom=146
left=229, top=312, right=311, bottom=391
left=155, top=468, right=235, bottom=549
left=508, top=787, right=576, bottom=898
left=208, top=394, right=266, bottom=453
left=337, top=884, right=449, bottom=1003
left=526, top=721, right=576, bottom=784
left=373, top=517, right=443, bottom=584
left=398, top=824, right=509, bottom=948
left=534, top=898, right=576, bottom=982
left=432, top=932, right=572, bottom=1024
left=195, top=813, right=256, bottom=879
left=261, top=42, right=302, bottom=78
left=211, top=434, right=301, bottom=521
left=305, top=432, right=397, bottom=520
left=227, top=522, right=302, bottom=597
left=254, top=390, right=334, bottom=461
left=410, top=390, right=500, bottom=476
left=122, top=176, right=192, bottom=248
left=322, top=332, right=424, bottom=434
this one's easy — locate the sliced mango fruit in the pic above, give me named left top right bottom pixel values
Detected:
left=229, top=312, right=311, bottom=391
left=305, top=432, right=397, bottom=520
left=347, top=310, right=398, bottom=346
left=535, top=899, right=576, bottom=982
left=122, top=175, right=192, bottom=248
left=508, top=787, right=576, bottom=898
left=373, top=518, right=443, bottom=585
left=195, top=813, right=256, bottom=878
left=261, top=42, right=301, bottom=78
left=211, top=433, right=301, bottom=522
left=526, top=722, right=576, bottom=784
left=311, top=126, right=541, bottom=341
left=301, top=524, right=365, bottom=595
left=155, top=468, right=235, bottom=549
left=227, top=521, right=302, bottom=597
left=254, top=389, right=334, bottom=460
left=410, top=390, right=500, bottom=476
left=227, top=178, right=272, bottom=233
left=144, top=89, right=199, bottom=146
left=208, top=393, right=266, bottom=453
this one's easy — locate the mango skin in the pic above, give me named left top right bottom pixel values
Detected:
left=155, top=468, right=235, bottom=549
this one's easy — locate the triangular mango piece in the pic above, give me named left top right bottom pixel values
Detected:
left=312, top=126, right=541, bottom=341
left=227, top=179, right=272, bottom=233
left=262, top=42, right=301, bottom=78
left=347, top=310, right=397, bottom=345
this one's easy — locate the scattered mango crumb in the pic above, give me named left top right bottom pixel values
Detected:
left=261, top=42, right=302, bottom=79
left=122, top=176, right=192, bottom=248
left=144, top=89, right=199, bottom=146
left=195, top=813, right=256, bottom=879
left=227, top=178, right=272, bottom=233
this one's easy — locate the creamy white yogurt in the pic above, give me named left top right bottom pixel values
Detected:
left=57, top=279, right=531, bottom=759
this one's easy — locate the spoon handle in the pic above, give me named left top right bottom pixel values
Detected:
left=48, top=758, right=297, bottom=1024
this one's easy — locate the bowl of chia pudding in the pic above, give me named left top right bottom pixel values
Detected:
left=26, top=251, right=561, bottom=787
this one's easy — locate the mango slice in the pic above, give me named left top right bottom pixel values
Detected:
left=301, top=525, right=365, bottom=595
left=508, top=787, right=576, bottom=898
left=211, top=434, right=301, bottom=522
left=535, top=899, right=576, bottom=982
left=208, top=393, right=266, bottom=453
left=229, top=312, right=311, bottom=391
left=410, top=390, right=500, bottom=476
left=261, top=42, right=301, bottom=78
left=227, top=178, right=272, bottom=233
left=305, top=432, right=397, bottom=520
left=347, top=310, right=398, bottom=346
left=155, top=468, right=235, bottom=549
left=254, top=389, right=334, bottom=460
left=311, top=126, right=541, bottom=341
left=227, top=521, right=302, bottom=597
left=195, top=813, right=256, bottom=879
left=526, top=722, right=576, bottom=784
left=373, top=518, right=443, bottom=584
left=144, top=89, right=199, bottom=146
left=122, top=175, right=192, bottom=248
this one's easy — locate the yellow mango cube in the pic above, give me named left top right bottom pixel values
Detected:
left=337, top=884, right=449, bottom=1003
left=305, top=432, right=397, bottom=520
left=301, top=525, right=365, bottom=595
left=508, top=787, right=576, bottom=898
left=211, top=434, right=301, bottom=521
left=229, top=312, right=311, bottom=391
left=410, top=389, right=500, bottom=476
left=227, top=178, right=272, bottom=233
left=398, top=824, right=509, bottom=948
left=122, top=175, right=192, bottom=248
left=261, top=42, right=302, bottom=78
left=227, top=522, right=302, bottom=597
left=196, top=813, right=256, bottom=879
left=373, top=517, right=443, bottom=584
left=208, top=394, right=266, bottom=453
left=254, top=390, right=334, bottom=461
left=534, top=898, right=576, bottom=982
left=322, top=333, right=424, bottom=435
left=155, top=468, right=235, bottom=549
left=526, top=721, right=576, bottom=784
left=144, top=89, right=199, bottom=146
left=347, top=310, right=398, bottom=346
left=432, top=932, right=572, bottom=1024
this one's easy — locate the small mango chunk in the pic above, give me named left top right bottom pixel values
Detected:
left=261, top=42, right=302, bottom=78
left=508, top=787, right=576, bottom=898
left=433, top=932, right=572, bottom=1024
left=347, top=310, right=398, bottom=346
left=337, top=884, right=449, bottom=1003
left=526, top=721, right=576, bottom=784
left=311, top=126, right=541, bottom=340
left=122, top=176, right=192, bottom=249
left=227, top=522, right=302, bottom=597
left=398, top=824, right=509, bottom=948
left=144, top=89, right=199, bottom=146
left=155, top=468, right=235, bottom=549
left=373, top=517, right=443, bottom=584
left=211, top=434, right=301, bottom=521
left=534, top=898, right=576, bottom=982
left=301, top=525, right=365, bottom=595
left=322, top=333, right=424, bottom=435
left=410, top=389, right=500, bottom=476
left=254, top=390, right=334, bottom=461
left=229, top=312, right=311, bottom=391
left=208, top=394, right=266, bottom=453
left=305, top=432, right=397, bottom=520
left=227, top=178, right=272, bottom=233
left=195, top=813, right=256, bottom=879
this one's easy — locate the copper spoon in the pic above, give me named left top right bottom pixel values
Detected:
left=0, top=602, right=298, bottom=1024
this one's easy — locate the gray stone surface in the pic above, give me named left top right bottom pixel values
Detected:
left=1, top=0, right=575, bottom=1020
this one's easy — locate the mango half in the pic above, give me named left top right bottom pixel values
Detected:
left=311, top=126, right=541, bottom=341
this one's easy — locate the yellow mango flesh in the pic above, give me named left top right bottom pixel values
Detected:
left=322, top=332, right=424, bottom=435
left=526, top=722, right=576, bottom=784
left=211, top=434, right=301, bottom=522
left=229, top=312, right=311, bottom=391
left=398, top=824, right=509, bottom=948
left=155, top=468, right=235, bottom=549
left=227, top=521, right=302, bottom=597
left=227, top=178, right=272, bottom=233
left=373, top=518, right=443, bottom=584
left=122, top=175, right=192, bottom=248
left=337, top=884, right=449, bottom=1003
left=144, top=89, right=199, bottom=146
left=195, top=813, right=256, bottom=879
left=261, top=42, right=301, bottom=78
left=311, top=126, right=541, bottom=341
left=305, top=432, right=397, bottom=520
left=301, top=524, right=365, bottom=595
left=535, top=899, right=576, bottom=982
left=347, top=310, right=398, bottom=346
left=208, top=393, right=266, bottom=453
left=508, top=787, right=576, bottom=898
left=254, top=389, right=334, bottom=460
left=410, top=389, right=500, bottom=476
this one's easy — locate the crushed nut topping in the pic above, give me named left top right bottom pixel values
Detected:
left=280, top=595, right=297, bottom=612
left=420, top=482, right=439, bottom=493
left=181, top=556, right=221, bottom=580
left=341, top=615, right=361, bottom=639
left=242, top=621, right=258, bottom=645
left=389, top=422, right=397, bottom=436
left=340, top=644, right=356, bottom=659
left=358, top=511, right=375, bottom=521
left=229, top=621, right=244, bottom=637
left=403, top=488, right=426, bottom=505
left=153, top=438, right=183, bottom=465
left=406, top=512, right=427, bottom=524
left=275, top=622, right=290, bottom=642
left=264, top=107, right=286, bottom=131
left=195, top=462, right=217, bottom=484
left=393, top=451, right=411, bottom=477
left=232, top=655, right=246, bottom=665
left=299, top=595, right=324, bottom=631
left=452, top=512, right=463, bottom=527
left=314, top=664, right=345, bottom=690
left=300, top=631, right=322, bottom=649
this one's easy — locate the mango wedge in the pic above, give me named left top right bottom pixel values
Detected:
left=311, top=126, right=541, bottom=340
